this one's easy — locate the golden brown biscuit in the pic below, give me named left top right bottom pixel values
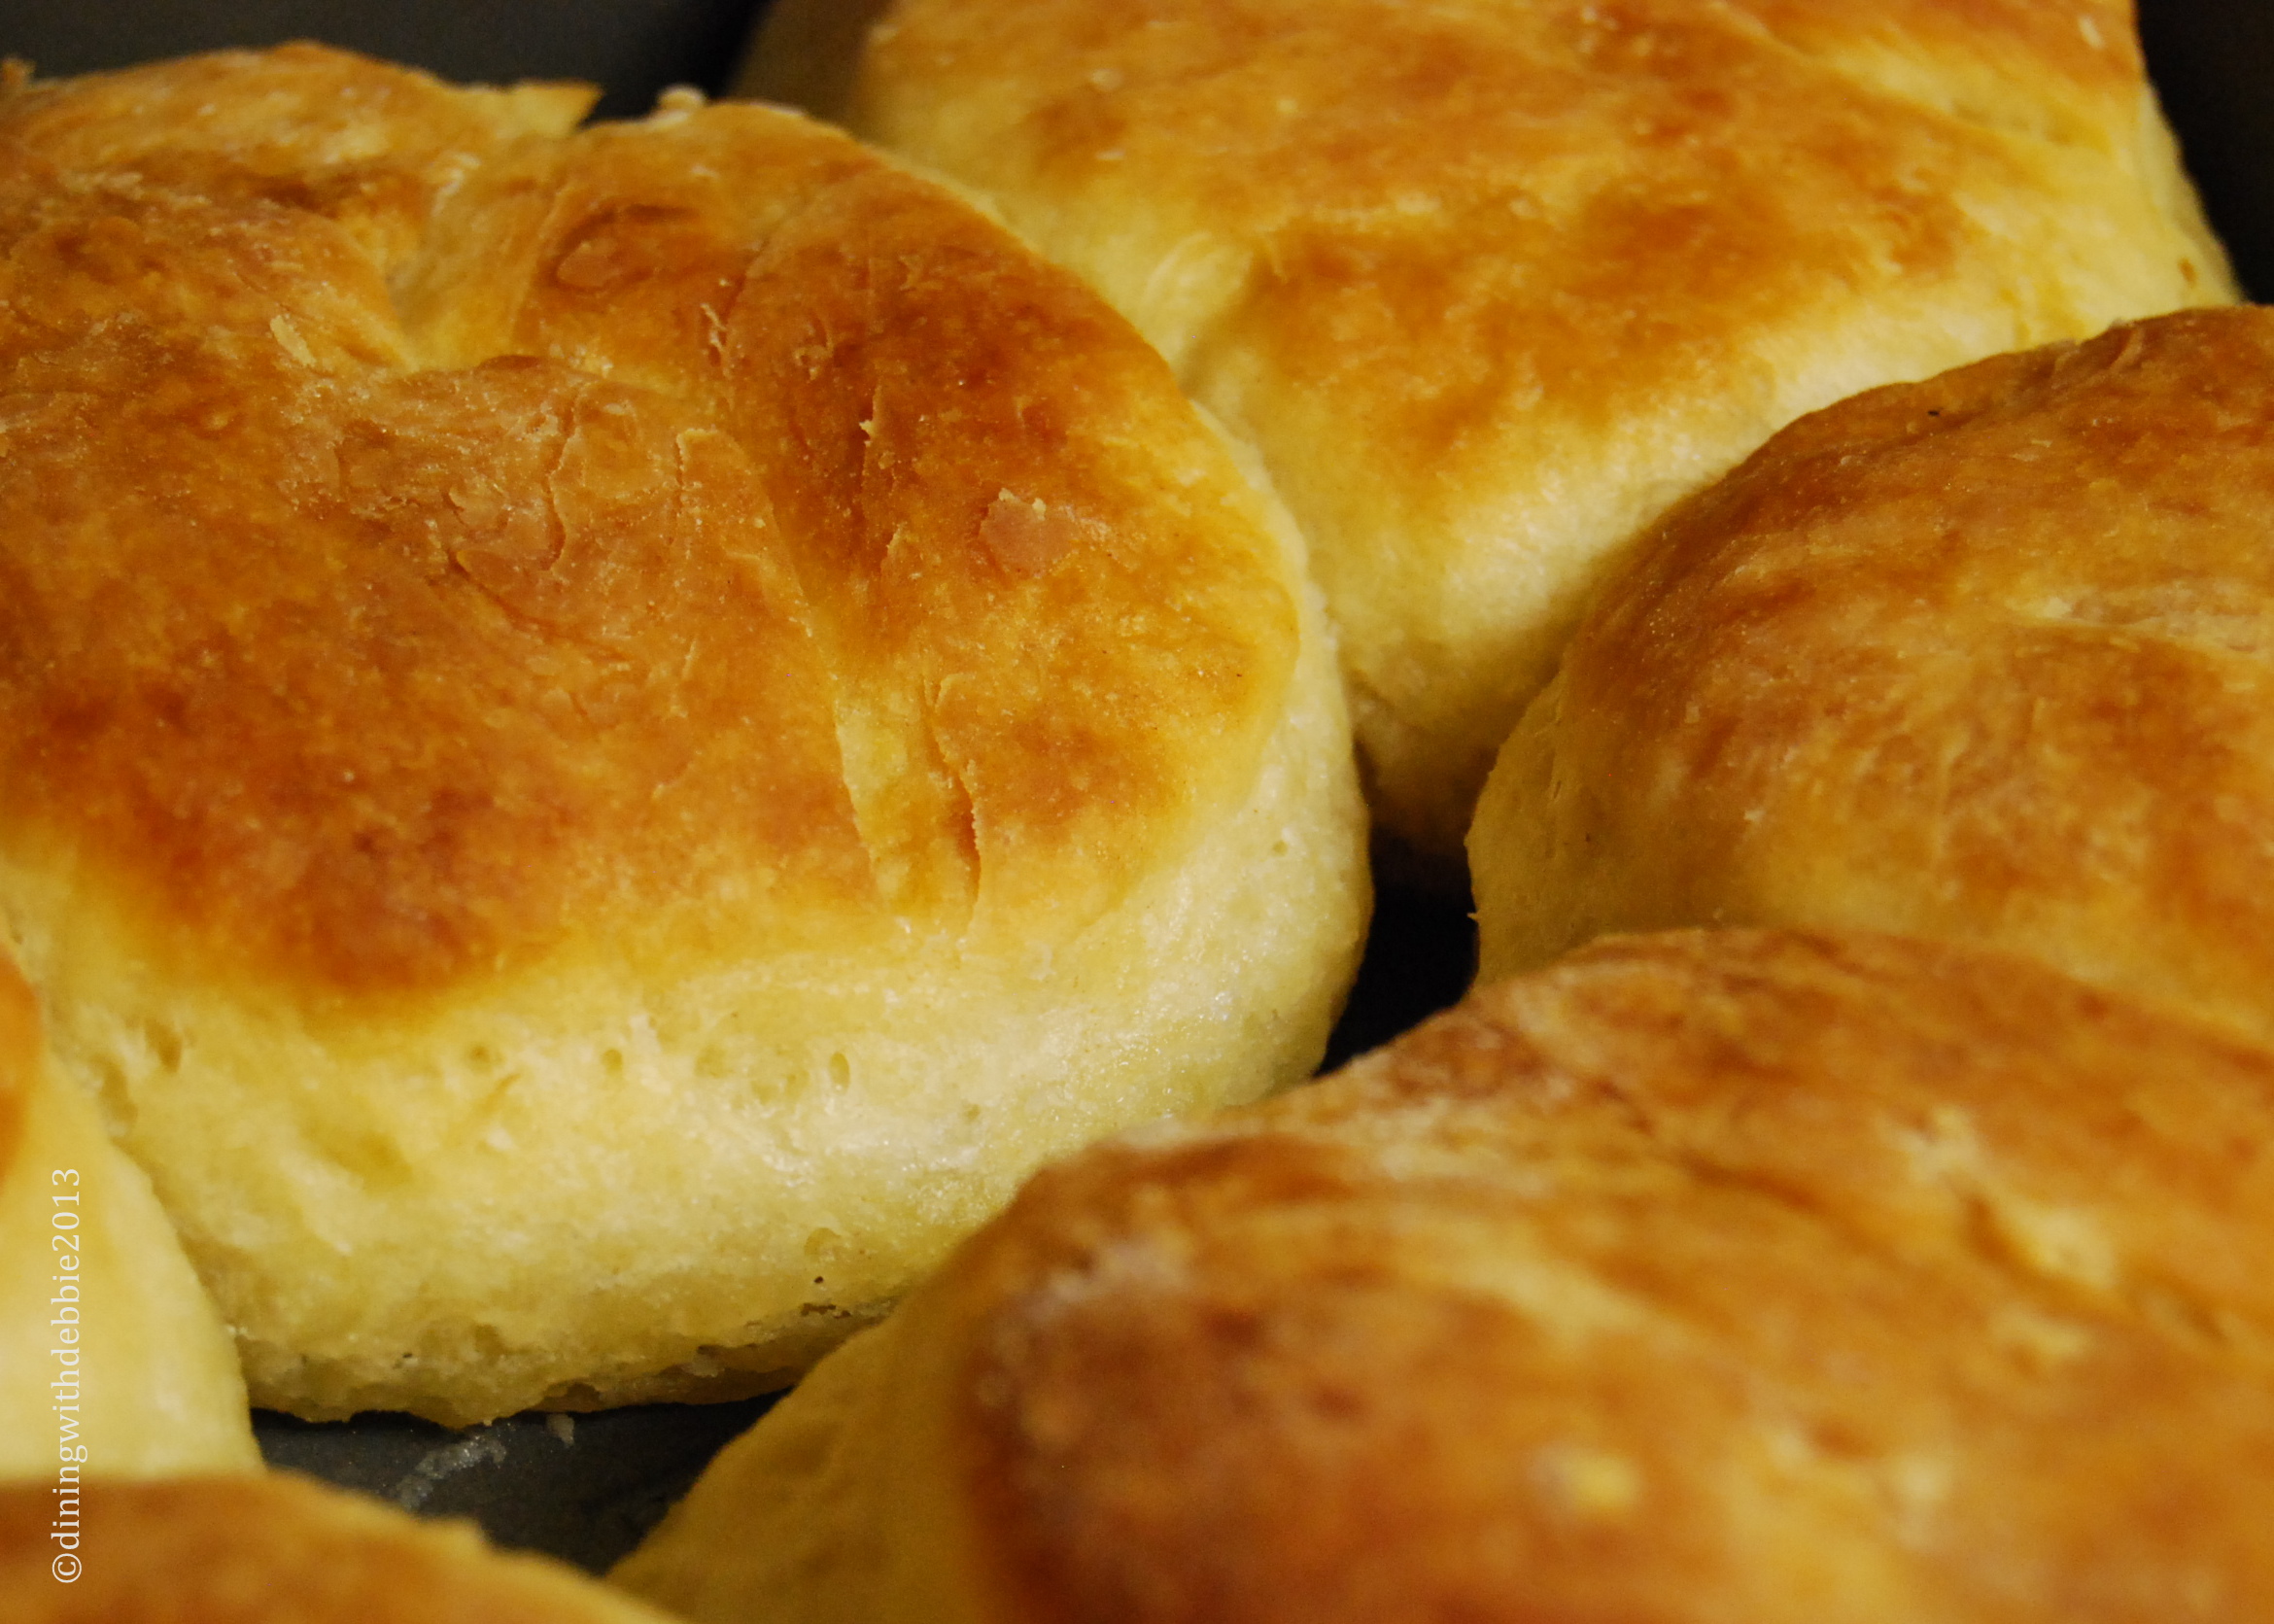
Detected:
left=759, top=0, right=2236, bottom=861
left=0, top=45, right=1367, bottom=1425
left=0, top=1472, right=676, bottom=1622
left=1472, top=305, right=2274, bottom=1046
left=0, top=949, right=257, bottom=1482
left=612, top=928, right=2274, bottom=1624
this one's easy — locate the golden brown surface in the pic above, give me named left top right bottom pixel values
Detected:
left=0, top=45, right=1367, bottom=1422
left=0, top=1473, right=675, bottom=1623
left=1473, top=305, right=2274, bottom=1048
left=817, top=0, right=2234, bottom=858
left=0, top=43, right=1295, bottom=993
left=613, top=928, right=2274, bottom=1624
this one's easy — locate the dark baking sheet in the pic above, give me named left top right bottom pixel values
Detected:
left=2140, top=0, right=2274, bottom=300
left=2, top=0, right=2266, bottom=1577
left=253, top=1398, right=780, bottom=1573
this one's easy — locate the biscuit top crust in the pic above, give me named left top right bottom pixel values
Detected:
left=1505, top=306, right=2274, bottom=1040
left=939, top=929, right=2274, bottom=1622
left=0, top=46, right=1296, bottom=999
left=862, top=0, right=2201, bottom=473
left=852, top=0, right=2230, bottom=856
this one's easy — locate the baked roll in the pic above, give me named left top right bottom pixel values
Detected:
left=750, top=0, right=2236, bottom=861
left=0, top=1472, right=675, bottom=1622
left=0, top=950, right=258, bottom=1480
left=0, top=45, right=1367, bottom=1425
left=612, top=928, right=2274, bottom=1623
left=1472, top=305, right=2274, bottom=1046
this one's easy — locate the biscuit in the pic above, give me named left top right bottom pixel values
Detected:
left=762, top=0, right=2235, bottom=860
left=614, top=928, right=2274, bottom=1622
left=0, top=45, right=1368, bottom=1425
left=1472, top=305, right=2274, bottom=1046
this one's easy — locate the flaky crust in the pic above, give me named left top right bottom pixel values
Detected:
left=0, top=951, right=257, bottom=1482
left=0, top=44, right=1301, bottom=985
left=0, top=46, right=1367, bottom=1422
left=1472, top=306, right=2274, bottom=1046
left=613, top=928, right=2274, bottom=1624
left=810, top=0, right=2234, bottom=858
left=0, top=1473, right=676, bottom=1623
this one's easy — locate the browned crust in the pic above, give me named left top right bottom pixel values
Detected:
left=0, top=46, right=1295, bottom=999
left=869, top=0, right=2181, bottom=470
left=850, top=0, right=2229, bottom=858
left=938, top=930, right=2274, bottom=1622
left=1049, top=0, right=2133, bottom=469
left=1481, top=305, right=2274, bottom=1041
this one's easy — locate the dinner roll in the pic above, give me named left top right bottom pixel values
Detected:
left=612, top=928, right=2274, bottom=1624
left=1472, top=305, right=2274, bottom=1045
left=759, top=0, right=2235, bottom=862
left=0, top=1472, right=676, bottom=1622
left=0, top=44, right=1367, bottom=1426
left=0, top=951, right=258, bottom=1481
